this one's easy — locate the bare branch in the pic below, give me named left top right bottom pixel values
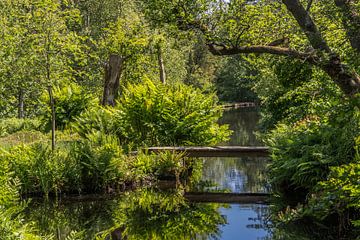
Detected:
left=207, top=44, right=319, bottom=64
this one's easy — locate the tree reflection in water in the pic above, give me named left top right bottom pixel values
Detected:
left=101, top=188, right=227, bottom=240
left=25, top=188, right=230, bottom=239
left=219, top=108, right=262, bottom=146
left=201, top=156, right=269, bottom=193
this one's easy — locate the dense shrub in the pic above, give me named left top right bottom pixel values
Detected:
left=267, top=94, right=360, bottom=191
left=266, top=99, right=360, bottom=238
left=73, top=81, right=230, bottom=149
left=258, top=60, right=341, bottom=131
left=71, top=107, right=115, bottom=138
left=41, top=83, right=94, bottom=131
left=0, top=132, right=196, bottom=196
left=0, top=152, right=43, bottom=240
left=116, top=80, right=230, bottom=147
left=0, top=118, right=42, bottom=137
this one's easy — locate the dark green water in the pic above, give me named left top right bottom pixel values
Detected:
left=28, top=108, right=332, bottom=239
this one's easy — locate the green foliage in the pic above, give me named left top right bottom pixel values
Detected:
left=307, top=162, right=360, bottom=221
left=0, top=130, right=199, bottom=196
left=266, top=100, right=360, bottom=237
left=73, top=80, right=230, bottom=148
left=259, top=60, right=341, bottom=131
left=3, top=143, right=69, bottom=196
left=0, top=118, right=42, bottom=137
left=215, top=56, right=258, bottom=103
left=115, top=80, right=231, bottom=147
left=267, top=101, right=360, bottom=196
left=71, top=106, right=115, bottom=138
left=40, top=83, right=94, bottom=131
left=71, top=132, right=127, bottom=193
left=104, top=188, right=226, bottom=240
left=0, top=150, right=43, bottom=240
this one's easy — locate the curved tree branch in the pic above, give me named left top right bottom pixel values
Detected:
left=207, top=44, right=319, bottom=64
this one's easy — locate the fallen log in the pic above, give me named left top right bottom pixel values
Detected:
left=184, top=192, right=270, bottom=204
left=138, top=146, right=269, bottom=157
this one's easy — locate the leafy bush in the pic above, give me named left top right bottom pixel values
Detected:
left=115, top=80, right=231, bottom=147
left=71, top=131, right=128, bottom=193
left=0, top=118, right=42, bottom=137
left=73, top=80, right=230, bottom=149
left=306, top=162, right=360, bottom=222
left=0, top=151, right=43, bottom=240
left=41, top=83, right=94, bottom=131
left=3, top=143, right=70, bottom=196
left=71, top=106, right=115, bottom=138
left=267, top=105, right=360, bottom=200
left=258, top=61, right=341, bottom=131
left=1, top=131, right=197, bottom=196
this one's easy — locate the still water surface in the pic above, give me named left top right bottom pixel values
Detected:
left=202, top=108, right=271, bottom=239
left=25, top=108, right=272, bottom=239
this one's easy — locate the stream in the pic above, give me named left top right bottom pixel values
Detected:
left=201, top=108, right=271, bottom=239
left=25, top=108, right=273, bottom=239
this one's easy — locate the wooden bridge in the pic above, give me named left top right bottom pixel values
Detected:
left=136, top=146, right=269, bottom=157
left=222, top=102, right=258, bottom=109
left=134, top=145, right=271, bottom=204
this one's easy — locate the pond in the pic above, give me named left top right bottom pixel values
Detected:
left=24, top=107, right=272, bottom=239
left=23, top=108, right=276, bottom=239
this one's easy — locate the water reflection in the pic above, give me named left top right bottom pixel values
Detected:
left=25, top=189, right=270, bottom=239
left=202, top=156, right=268, bottom=193
left=218, top=204, right=271, bottom=240
left=22, top=108, right=338, bottom=239
left=219, top=109, right=262, bottom=146
left=202, top=109, right=268, bottom=193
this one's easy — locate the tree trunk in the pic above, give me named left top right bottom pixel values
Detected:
left=47, top=85, right=56, bottom=151
left=334, top=0, right=360, bottom=54
left=17, top=88, right=24, bottom=119
left=282, top=0, right=360, bottom=96
left=282, top=0, right=331, bottom=52
left=157, top=44, right=166, bottom=84
left=102, top=54, right=124, bottom=106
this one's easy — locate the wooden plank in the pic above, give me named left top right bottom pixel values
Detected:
left=141, top=146, right=269, bottom=157
left=222, top=102, right=258, bottom=109
left=184, top=192, right=270, bottom=204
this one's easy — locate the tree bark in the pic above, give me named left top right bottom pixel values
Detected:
left=334, top=0, right=360, bottom=54
left=17, top=88, right=24, bottom=119
left=282, top=0, right=360, bottom=96
left=47, top=85, right=56, bottom=151
left=157, top=43, right=166, bottom=84
left=282, top=0, right=331, bottom=52
left=102, top=54, right=124, bottom=106
left=208, top=44, right=318, bottom=63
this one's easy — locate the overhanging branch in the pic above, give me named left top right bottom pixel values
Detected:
left=207, top=44, right=319, bottom=64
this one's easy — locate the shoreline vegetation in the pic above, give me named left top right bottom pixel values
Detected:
left=2, top=0, right=360, bottom=239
